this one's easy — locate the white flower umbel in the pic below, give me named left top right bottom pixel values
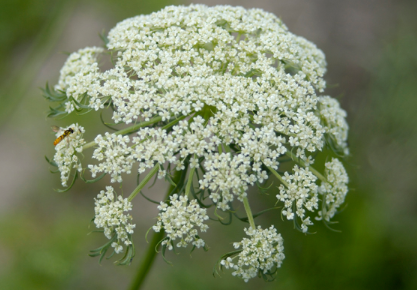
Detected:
left=317, top=158, right=349, bottom=221
left=276, top=165, right=319, bottom=233
left=94, top=186, right=136, bottom=254
left=45, top=3, right=352, bottom=283
left=53, top=123, right=85, bottom=187
left=153, top=194, right=209, bottom=250
left=88, top=133, right=133, bottom=183
left=223, top=226, right=285, bottom=282
left=52, top=5, right=335, bottom=194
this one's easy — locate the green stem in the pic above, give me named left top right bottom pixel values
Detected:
left=128, top=169, right=184, bottom=290
left=267, top=166, right=289, bottom=187
left=242, top=196, right=256, bottom=230
left=185, top=167, right=195, bottom=199
left=285, top=151, right=327, bottom=182
left=82, top=113, right=191, bottom=151
left=83, top=116, right=162, bottom=150
left=128, top=165, right=159, bottom=202
left=223, top=143, right=231, bottom=153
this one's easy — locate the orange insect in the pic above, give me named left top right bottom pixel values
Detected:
left=52, top=126, right=74, bottom=146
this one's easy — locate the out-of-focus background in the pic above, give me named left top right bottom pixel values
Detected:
left=1, top=0, right=416, bottom=289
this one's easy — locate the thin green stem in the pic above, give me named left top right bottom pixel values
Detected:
left=267, top=166, right=289, bottom=187
left=130, top=114, right=191, bottom=150
left=185, top=167, right=195, bottom=199
left=285, top=151, right=327, bottom=182
left=83, top=116, right=162, bottom=150
left=242, top=196, right=256, bottom=230
left=161, top=114, right=188, bottom=130
left=128, top=165, right=159, bottom=202
left=217, top=144, right=223, bottom=154
left=223, top=143, right=231, bottom=153
left=82, top=113, right=191, bottom=151
left=128, top=169, right=183, bottom=290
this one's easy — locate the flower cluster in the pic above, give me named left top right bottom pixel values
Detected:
left=54, top=4, right=334, bottom=190
left=153, top=194, right=209, bottom=250
left=276, top=165, right=319, bottom=232
left=45, top=4, right=351, bottom=283
left=53, top=123, right=85, bottom=186
left=89, top=133, right=133, bottom=183
left=318, top=96, right=349, bottom=155
left=94, top=186, right=136, bottom=254
left=317, top=158, right=349, bottom=221
left=54, top=47, right=104, bottom=113
left=221, top=226, right=285, bottom=282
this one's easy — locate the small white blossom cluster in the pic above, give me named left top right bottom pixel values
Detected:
left=132, top=117, right=213, bottom=174
left=54, top=47, right=104, bottom=113
left=153, top=194, right=209, bottom=250
left=276, top=165, right=319, bottom=232
left=318, top=96, right=349, bottom=155
left=200, top=153, right=255, bottom=210
left=88, top=133, right=133, bottom=183
left=94, top=186, right=136, bottom=254
left=53, top=123, right=85, bottom=187
left=221, top=226, right=284, bottom=282
left=317, top=158, right=349, bottom=221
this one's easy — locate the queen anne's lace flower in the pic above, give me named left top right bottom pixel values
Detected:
left=94, top=186, right=136, bottom=254
left=224, top=226, right=285, bottom=282
left=53, top=123, right=85, bottom=187
left=153, top=194, right=209, bottom=250
left=47, top=4, right=351, bottom=280
left=53, top=5, right=347, bottom=196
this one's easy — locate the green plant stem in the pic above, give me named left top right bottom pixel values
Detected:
left=128, top=165, right=159, bottom=202
left=242, top=196, right=256, bottom=230
left=128, top=169, right=184, bottom=290
left=128, top=228, right=165, bottom=290
left=267, top=166, right=289, bottom=187
left=285, top=151, right=327, bottom=182
left=83, top=116, right=162, bottom=150
left=82, top=114, right=190, bottom=151
left=185, top=167, right=195, bottom=199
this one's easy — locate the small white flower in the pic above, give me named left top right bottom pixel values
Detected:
left=220, top=257, right=235, bottom=269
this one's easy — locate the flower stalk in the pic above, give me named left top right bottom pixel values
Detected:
left=284, top=151, right=327, bottom=183
left=128, top=165, right=159, bottom=202
left=128, top=169, right=183, bottom=290
left=82, top=116, right=162, bottom=150
left=242, top=197, right=256, bottom=230
left=267, top=166, right=289, bottom=187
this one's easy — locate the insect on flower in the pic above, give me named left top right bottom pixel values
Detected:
left=52, top=126, right=74, bottom=146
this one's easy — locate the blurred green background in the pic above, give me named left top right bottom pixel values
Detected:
left=1, top=0, right=416, bottom=289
